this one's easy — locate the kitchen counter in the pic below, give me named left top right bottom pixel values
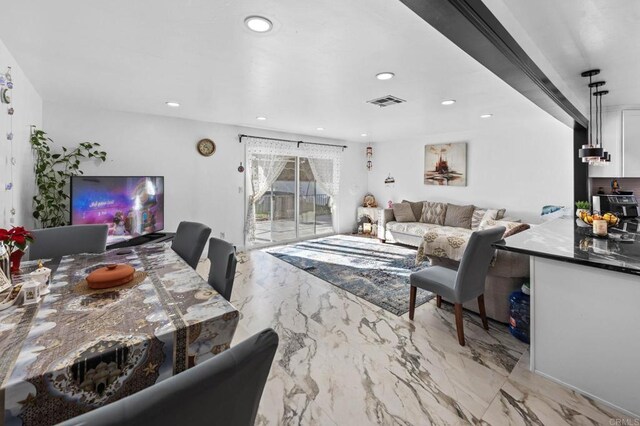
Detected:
left=494, top=216, right=640, bottom=417
left=494, top=215, right=640, bottom=276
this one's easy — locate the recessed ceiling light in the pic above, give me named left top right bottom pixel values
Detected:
left=375, top=72, right=395, bottom=81
left=256, top=116, right=267, bottom=121
left=245, top=16, right=273, bottom=33
left=165, top=101, right=180, bottom=107
left=316, top=127, right=324, bottom=131
left=441, top=99, right=456, bottom=105
left=480, top=114, right=493, bottom=118
left=361, top=133, right=368, bottom=137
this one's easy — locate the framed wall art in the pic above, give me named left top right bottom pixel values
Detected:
left=424, top=142, right=467, bottom=186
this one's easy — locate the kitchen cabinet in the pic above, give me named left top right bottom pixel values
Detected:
left=622, top=109, right=640, bottom=177
left=589, top=109, right=640, bottom=178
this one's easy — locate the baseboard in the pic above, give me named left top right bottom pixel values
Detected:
left=533, top=369, right=640, bottom=419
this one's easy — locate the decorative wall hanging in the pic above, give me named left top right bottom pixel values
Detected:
left=196, top=138, right=216, bottom=157
left=237, top=162, right=245, bottom=173
left=424, top=142, right=467, bottom=186
left=2, top=67, right=16, bottom=223
left=366, top=146, right=373, bottom=171
left=384, top=174, right=395, bottom=186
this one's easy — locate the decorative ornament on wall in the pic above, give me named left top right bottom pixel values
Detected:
left=384, top=174, right=395, bottom=187
left=424, top=142, right=467, bottom=186
left=237, top=162, right=245, bottom=173
left=196, top=138, right=216, bottom=157
left=2, top=66, right=15, bottom=223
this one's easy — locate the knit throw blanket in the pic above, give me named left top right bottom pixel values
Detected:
left=416, top=227, right=474, bottom=264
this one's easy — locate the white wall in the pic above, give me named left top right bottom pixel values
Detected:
left=0, top=39, right=42, bottom=229
left=43, top=102, right=366, bottom=249
left=367, top=113, right=573, bottom=223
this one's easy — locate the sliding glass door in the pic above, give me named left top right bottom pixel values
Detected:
left=249, top=155, right=335, bottom=246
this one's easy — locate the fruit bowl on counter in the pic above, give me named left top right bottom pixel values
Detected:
left=577, top=211, right=620, bottom=227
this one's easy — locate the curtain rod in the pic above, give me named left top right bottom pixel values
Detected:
left=238, top=134, right=347, bottom=150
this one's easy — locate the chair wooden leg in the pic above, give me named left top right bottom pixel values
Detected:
left=454, top=303, right=465, bottom=346
left=478, top=294, right=489, bottom=330
left=436, top=295, right=442, bottom=308
left=409, top=286, right=417, bottom=320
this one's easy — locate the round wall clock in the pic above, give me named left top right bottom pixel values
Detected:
left=196, top=138, right=216, bottom=157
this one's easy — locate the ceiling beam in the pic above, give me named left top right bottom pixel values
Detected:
left=399, top=0, right=588, bottom=128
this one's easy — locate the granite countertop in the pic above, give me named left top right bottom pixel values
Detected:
left=494, top=216, right=640, bottom=276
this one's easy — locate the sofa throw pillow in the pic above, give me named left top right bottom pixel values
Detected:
left=444, top=204, right=474, bottom=229
left=392, top=202, right=417, bottom=222
left=471, top=208, right=487, bottom=230
left=402, top=200, right=425, bottom=223
left=420, top=202, right=447, bottom=225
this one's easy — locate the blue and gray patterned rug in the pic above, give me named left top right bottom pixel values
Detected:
left=266, top=235, right=433, bottom=316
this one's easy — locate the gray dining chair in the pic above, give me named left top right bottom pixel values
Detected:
left=207, top=237, right=238, bottom=301
left=58, top=328, right=279, bottom=426
left=27, top=224, right=108, bottom=260
left=171, top=221, right=211, bottom=269
left=409, top=227, right=506, bottom=346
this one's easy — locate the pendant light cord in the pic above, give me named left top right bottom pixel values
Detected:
left=588, top=75, right=593, bottom=146
left=599, top=92, right=603, bottom=149
left=594, top=88, right=599, bottom=148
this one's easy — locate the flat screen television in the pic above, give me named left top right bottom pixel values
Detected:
left=71, top=176, right=165, bottom=244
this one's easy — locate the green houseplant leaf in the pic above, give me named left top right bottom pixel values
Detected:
left=30, top=129, right=108, bottom=228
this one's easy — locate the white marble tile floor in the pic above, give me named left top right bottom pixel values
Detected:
left=197, top=248, right=635, bottom=425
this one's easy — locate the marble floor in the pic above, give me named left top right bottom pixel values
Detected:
left=197, top=244, right=635, bottom=425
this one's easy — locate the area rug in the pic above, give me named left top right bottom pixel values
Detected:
left=266, top=235, right=433, bottom=316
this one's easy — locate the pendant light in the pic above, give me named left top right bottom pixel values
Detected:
left=579, top=70, right=604, bottom=163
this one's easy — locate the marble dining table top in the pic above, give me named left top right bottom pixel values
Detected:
left=495, top=216, right=640, bottom=276
left=0, top=242, right=238, bottom=426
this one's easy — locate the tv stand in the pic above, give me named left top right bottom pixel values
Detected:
left=107, top=232, right=175, bottom=250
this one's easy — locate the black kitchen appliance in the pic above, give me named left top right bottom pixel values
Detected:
left=592, top=194, right=639, bottom=218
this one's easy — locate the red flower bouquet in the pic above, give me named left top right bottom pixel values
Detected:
left=0, top=227, right=34, bottom=272
left=0, top=227, right=34, bottom=253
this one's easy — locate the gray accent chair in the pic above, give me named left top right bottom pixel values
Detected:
left=409, top=227, right=506, bottom=346
left=58, top=328, right=279, bottom=426
left=207, top=237, right=238, bottom=301
left=27, top=224, right=108, bottom=260
left=171, top=221, right=211, bottom=269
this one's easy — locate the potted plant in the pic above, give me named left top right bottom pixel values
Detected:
left=575, top=201, right=591, bottom=218
left=0, top=227, right=34, bottom=273
left=30, top=129, right=107, bottom=228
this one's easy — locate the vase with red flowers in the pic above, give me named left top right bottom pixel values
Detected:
left=0, top=227, right=34, bottom=273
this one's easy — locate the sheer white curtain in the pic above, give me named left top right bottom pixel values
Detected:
left=244, top=137, right=343, bottom=243
left=245, top=139, right=290, bottom=242
left=306, top=146, right=342, bottom=212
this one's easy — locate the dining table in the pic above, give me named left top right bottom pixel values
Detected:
left=0, top=242, right=239, bottom=426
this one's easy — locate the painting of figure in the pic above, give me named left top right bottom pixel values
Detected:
left=424, top=142, right=467, bottom=186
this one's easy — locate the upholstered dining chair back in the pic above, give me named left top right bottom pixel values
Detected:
left=27, top=224, right=108, bottom=260
left=454, top=226, right=506, bottom=302
left=207, top=237, right=238, bottom=301
left=58, top=328, right=278, bottom=426
left=171, top=221, right=211, bottom=269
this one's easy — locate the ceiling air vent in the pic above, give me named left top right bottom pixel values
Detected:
left=367, top=95, right=406, bottom=107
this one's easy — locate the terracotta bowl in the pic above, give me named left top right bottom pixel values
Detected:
left=86, top=264, right=135, bottom=289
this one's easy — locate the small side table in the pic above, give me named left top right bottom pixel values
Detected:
left=356, top=207, right=381, bottom=238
